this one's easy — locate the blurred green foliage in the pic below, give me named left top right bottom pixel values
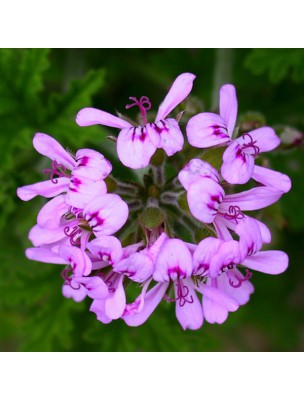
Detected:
left=0, top=49, right=303, bottom=352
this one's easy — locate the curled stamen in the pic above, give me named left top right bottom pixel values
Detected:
left=164, top=280, right=194, bottom=307
left=229, top=268, right=253, bottom=288
left=43, top=160, right=70, bottom=184
left=61, top=267, right=73, bottom=282
left=64, top=226, right=81, bottom=246
left=105, top=272, right=116, bottom=293
left=224, top=205, right=245, bottom=224
left=241, top=133, right=260, bottom=157
left=126, top=96, right=151, bottom=124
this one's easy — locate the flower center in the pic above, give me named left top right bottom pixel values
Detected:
left=241, top=133, right=260, bottom=157
left=126, top=96, right=152, bottom=125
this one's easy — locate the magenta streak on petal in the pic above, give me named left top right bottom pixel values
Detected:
left=228, top=269, right=252, bottom=288
left=126, top=96, right=151, bottom=125
left=164, top=280, right=194, bottom=307
left=43, top=160, right=70, bottom=184
left=153, top=120, right=169, bottom=134
left=87, top=211, right=104, bottom=229
left=212, top=124, right=229, bottom=138
left=76, top=156, right=89, bottom=167
left=167, top=266, right=187, bottom=280
left=241, top=133, right=260, bottom=157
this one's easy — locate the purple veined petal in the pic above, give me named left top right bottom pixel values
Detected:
left=222, top=187, right=283, bottom=211
left=29, top=224, right=67, bottom=246
left=76, top=107, right=133, bottom=129
left=242, top=250, right=289, bottom=275
left=198, top=283, right=239, bottom=312
left=90, top=300, right=112, bottom=324
left=75, top=276, right=109, bottom=300
left=202, top=295, right=229, bottom=324
left=59, top=245, right=92, bottom=277
left=151, top=118, right=184, bottom=156
left=178, top=158, right=219, bottom=191
left=155, top=73, right=196, bottom=122
left=62, top=281, right=87, bottom=302
left=123, top=282, right=169, bottom=327
left=219, top=269, right=255, bottom=306
left=113, top=252, right=154, bottom=283
left=213, top=216, right=234, bottom=241
left=37, top=195, right=68, bottom=229
left=235, top=217, right=263, bottom=259
left=26, top=247, right=66, bottom=264
left=67, top=178, right=107, bottom=209
left=122, top=279, right=152, bottom=317
left=33, top=133, right=75, bottom=170
left=175, top=279, right=203, bottom=330
left=75, top=149, right=112, bottom=180
left=186, top=112, right=230, bottom=148
left=84, top=193, right=129, bottom=236
left=209, top=240, right=242, bottom=278
left=153, top=238, right=193, bottom=282
left=17, top=177, right=70, bottom=201
left=87, top=236, right=123, bottom=265
left=145, top=232, right=168, bottom=263
left=252, top=165, right=292, bottom=193
left=187, top=178, right=225, bottom=224
left=193, top=237, right=223, bottom=275
left=219, top=84, right=238, bottom=137
left=117, top=126, right=158, bottom=169
left=221, top=142, right=255, bottom=184
left=104, top=274, right=126, bottom=320
left=235, top=127, right=280, bottom=153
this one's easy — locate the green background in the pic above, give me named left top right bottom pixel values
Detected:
left=0, top=48, right=303, bottom=351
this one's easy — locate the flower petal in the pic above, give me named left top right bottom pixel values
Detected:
left=235, top=217, right=263, bottom=259
left=33, top=133, right=75, bottom=169
left=175, top=279, right=203, bottom=330
left=17, top=177, right=70, bottom=201
left=26, top=247, right=66, bottom=264
left=242, top=250, right=289, bottom=275
left=252, top=165, right=291, bottom=193
left=178, top=158, right=219, bottom=191
left=87, top=236, right=123, bottom=264
left=221, top=142, right=254, bottom=184
left=193, top=237, right=223, bottom=275
left=84, top=193, right=129, bottom=236
left=155, top=73, right=196, bottom=121
left=113, top=252, right=154, bottom=283
left=37, top=195, right=68, bottom=229
left=219, top=270, right=254, bottom=306
left=59, top=245, right=92, bottom=277
left=235, top=127, right=280, bottom=153
left=75, top=149, right=112, bottom=180
left=202, top=296, right=229, bottom=324
left=199, top=284, right=239, bottom=311
left=116, top=126, right=157, bottom=169
left=222, top=187, right=283, bottom=211
left=75, top=276, right=109, bottom=300
left=90, top=300, right=112, bottom=324
left=67, top=178, right=107, bottom=209
left=123, top=282, right=169, bottom=327
left=76, top=107, right=133, bottom=129
left=187, top=179, right=225, bottom=224
left=209, top=240, right=242, bottom=278
left=152, top=118, right=184, bottom=156
left=104, top=275, right=126, bottom=320
left=219, top=84, right=238, bottom=137
left=29, top=224, right=67, bottom=246
left=62, top=282, right=87, bottom=302
left=186, top=112, right=230, bottom=148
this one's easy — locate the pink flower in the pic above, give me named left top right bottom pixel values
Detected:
left=186, top=84, right=281, bottom=184
left=76, top=73, right=196, bottom=169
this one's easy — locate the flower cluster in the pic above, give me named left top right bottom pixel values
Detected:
left=17, top=73, right=291, bottom=330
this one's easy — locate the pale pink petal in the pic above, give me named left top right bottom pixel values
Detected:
left=84, top=194, right=129, bottom=236
left=75, top=149, right=112, bottom=180
left=252, top=165, right=292, bottom=193
left=199, top=284, right=239, bottom=312
left=219, top=84, right=238, bottom=137
left=67, top=178, right=107, bottom=209
left=221, top=142, right=254, bottom=184
left=145, top=232, right=168, bottom=263
left=29, top=224, right=67, bottom=246
left=202, top=296, right=229, bottom=324
left=122, top=279, right=152, bottom=317
left=123, top=282, right=169, bottom=327
left=209, top=240, right=242, bottom=278
left=242, top=250, right=289, bottom=275
left=113, top=252, right=154, bottom=283
left=235, top=217, right=263, bottom=259
left=75, top=276, right=109, bottom=300
left=235, top=127, right=280, bottom=153
left=186, top=112, right=230, bottom=148
left=17, top=177, right=70, bottom=201
left=104, top=275, right=126, bottom=320
left=155, top=73, right=196, bottom=121
left=76, top=107, right=132, bottom=129
left=219, top=270, right=254, bottom=306
left=152, top=118, right=184, bottom=156
left=175, top=279, right=203, bottom=330
left=193, top=237, right=223, bottom=275
left=33, top=133, right=75, bottom=169
left=153, top=238, right=193, bottom=281
left=26, top=247, right=66, bottom=264
left=255, top=219, right=271, bottom=244
left=178, top=158, right=219, bottom=191
left=62, top=282, right=87, bottom=302
left=87, top=236, right=123, bottom=264
left=222, top=187, right=283, bottom=211
left=116, top=126, right=157, bottom=169
left=187, top=179, right=225, bottom=224
left=37, top=195, right=68, bottom=229
left=213, top=216, right=234, bottom=241
left=59, top=245, right=92, bottom=277
left=90, top=300, right=112, bottom=324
